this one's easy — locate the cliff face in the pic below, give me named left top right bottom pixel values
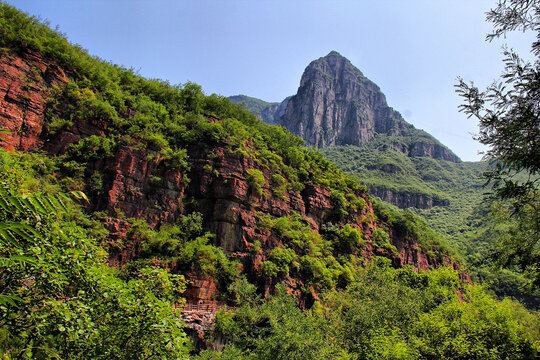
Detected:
left=0, top=48, right=69, bottom=151
left=279, top=51, right=460, bottom=162
left=368, top=187, right=449, bottom=209
left=0, top=49, right=464, bottom=305
left=259, top=97, right=289, bottom=125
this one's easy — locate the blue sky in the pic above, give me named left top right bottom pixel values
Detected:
left=6, top=0, right=536, bottom=161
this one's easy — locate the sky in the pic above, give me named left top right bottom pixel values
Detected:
left=6, top=0, right=536, bottom=161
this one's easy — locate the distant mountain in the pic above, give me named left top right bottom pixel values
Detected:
left=229, top=95, right=290, bottom=125
left=232, top=51, right=459, bottom=162
left=229, top=53, right=539, bottom=308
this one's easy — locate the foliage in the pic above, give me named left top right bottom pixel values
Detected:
left=271, top=173, right=287, bottom=199
left=0, top=150, right=190, bottom=359
left=456, top=0, right=540, bottom=287
left=323, top=145, right=540, bottom=303
left=488, top=196, right=540, bottom=289
left=198, top=262, right=540, bottom=359
left=4, top=5, right=537, bottom=358
left=372, top=228, right=397, bottom=253
left=413, top=285, right=538, bottom=359
left=372, top=200, right=453, bottom=258
left=131, top=213, right=240, bottom=292
left=246, top=168, right=266, bottom=196
left=255, top=213, right=362, bottom=291
left=198, top=285, right=353, bottom=360
left=323, top=146, right=482, bottom=239
left=228, top=95, right=281, bottom=124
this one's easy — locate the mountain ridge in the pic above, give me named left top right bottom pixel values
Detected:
left=230, top=51, right=460, bottom=163
left=1, top=5, right=538, bottom=357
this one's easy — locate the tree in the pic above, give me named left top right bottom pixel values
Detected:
left=456, top=0, right=540, bottom=286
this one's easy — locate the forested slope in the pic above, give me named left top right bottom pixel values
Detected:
left=0, top=3, right=538, bottom=358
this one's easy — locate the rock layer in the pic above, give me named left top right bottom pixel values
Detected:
left=0, top=48, right=68, bottom=151
left=368, top=187, right=449, bottom=209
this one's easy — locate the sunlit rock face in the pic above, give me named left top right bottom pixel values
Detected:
left=280, top=51, right=460, bottom=162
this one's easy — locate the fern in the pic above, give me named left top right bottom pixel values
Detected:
left=0, top=190, right=87, bottom=306
left=0, top=191, right=87, bottom=243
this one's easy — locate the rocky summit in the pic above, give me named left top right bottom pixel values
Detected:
left=232, top=51, right=460, bottom=162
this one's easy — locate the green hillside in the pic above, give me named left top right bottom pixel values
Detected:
left=228, top=94, right=279, bottom=114
left=323, top=145, right=485, bottom=243
left=323, top=144, right=540, bottom=307
left=0, top=3, right=538, bottom=358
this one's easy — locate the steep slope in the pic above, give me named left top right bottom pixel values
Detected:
left=3, top=7, right=540, bottom=358
left=229, top=52, right=462, bottom=210
left=0, top=6, right=462, bottom=312
left=323, top=145, right=485, bottom=238
left=225, top=52, right=540, bottom=306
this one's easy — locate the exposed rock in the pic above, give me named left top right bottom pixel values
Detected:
left=0, top=48, right=68, bottom=151
left=0, top=49, right=465, bottom=308
left=229, top=95, right=290, bottom=125
left=279, top=51, right=460, bottom=162
left=369, top=187, right=450, bottom=209
left=259, top=97, right=290, bottom=125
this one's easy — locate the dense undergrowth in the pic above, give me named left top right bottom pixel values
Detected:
left=0, top=3, right=539, bottom=358
left=198, top=260, right=540, bottom=360
left=0, top=150, right=191, bottom=359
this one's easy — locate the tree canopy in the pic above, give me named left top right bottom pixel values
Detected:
left=457, top=0, right=540, bottom=286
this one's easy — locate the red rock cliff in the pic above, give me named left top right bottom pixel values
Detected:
left=0, top=49, right=465, bottom=304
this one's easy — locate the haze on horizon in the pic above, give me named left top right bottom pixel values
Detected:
left=5, top=0, right=536, bottom=161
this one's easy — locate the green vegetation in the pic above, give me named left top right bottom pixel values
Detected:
left=1, top=3, right=539, bottom=358
left=199, top=260, right=540, bottom=360
left=228, top=95, right=281, bottom=123
left=127, top=213, right=241, bottom=295
left=0, top=150, right=190, bottom=359
left=324, top=145, right=479, bottom=251
left=246, top=168, right=266, bottom=196
left=0, top=2, right=370, bottom=297
left=0, top=1, right=361, bottom=205
left=324, top=144, right=540, bottom=306
left=457, top=0, right=540, bottom=288
left=255, top=212, right=365, bottom=291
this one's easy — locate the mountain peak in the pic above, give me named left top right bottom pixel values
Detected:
left=323, top=50, right=350, bottom=64
left=279, top=53, right=460, bottom=162
left=306, top=51, right=364, bottom=80
left=325, top=50, right=343, bottom=57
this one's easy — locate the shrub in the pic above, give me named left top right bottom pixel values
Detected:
left=331, top=190, right=348, bottom=221
left=246, top=168, right=265, bottom=196
left=271, top=174, right=287, bottom=199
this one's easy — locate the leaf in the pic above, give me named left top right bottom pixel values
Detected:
left=0, top=228, right=19, bottom=247
left=7, top=255, right=37, bottom=265
left=0, top=196, right=12, bottom=212
left=0, top=294, right=22, bottom=307
left=41, top=195, right=60, bottom=215
left=47, top=194, right=68, bottom=213
left=28, top=196, right=48, bottom=214
left=9, top=197, right=25, bottom=213
left=19, top=197, right=39, bottom=214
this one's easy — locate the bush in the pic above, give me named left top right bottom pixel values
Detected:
left=338, top=224, right=364, bottom=252
left=246, top=168, right=266, bottom=196
left=271, top=174, right=287, bottom=199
